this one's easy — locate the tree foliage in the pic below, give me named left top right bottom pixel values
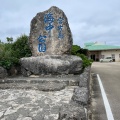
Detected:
left=71, top=45, right=80, bottom=55
left=71, top=45, right=93, bottom=68
left=12, top=35, right=32, bottom=58
left=6, top=37, right=13, bottom=43
left=0, top=34, right=31, bottom=69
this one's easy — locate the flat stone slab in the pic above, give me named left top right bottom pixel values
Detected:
left=0, top=74, right=80, bottom=92
left=0, top=87, right=75, bottom=120
left=0, top=82, right=67, bottom=91
left=20, top=55, right=82, bottom=76
left=0, top=74, right=80, bottom=85
left=0, top=75, right=79, bottom=91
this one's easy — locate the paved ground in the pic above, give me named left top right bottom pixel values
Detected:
left=91, top=62, right=120, bottom=120
left=90, top=73, right=107, bottom=120
left=0, top=86, right=76, bottom=120
left=0, top=75, right=80, bottom=120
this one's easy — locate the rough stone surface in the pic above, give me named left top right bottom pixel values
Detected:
left=0, top=82, right=67, bottom=91
left=58, top=102, right=86, bottom=120
left=0, top=74, right=80, bottom=85
left=0, top=70, right=90, bottom=120
left=0, top=87, right=76, bottom=120
left=8, top=65, right=21, bottom=76
left=79, top=72, right=89, bottom=88
left=0, top=66, right=7, bottom=79
left=84, top=66, right=91, bottom=72
left=72, top=87, right=89, bottom=105
left=20, top=55, right=82, bottom=76
left=79, top=66, right=91, bottom=88
left=29, top=6, right=73, bottom=56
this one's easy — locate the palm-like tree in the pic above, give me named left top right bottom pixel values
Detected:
left=6, top=37, right=13, bottom=43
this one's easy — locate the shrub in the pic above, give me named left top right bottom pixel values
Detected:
left=0, top=43, right=19, bottom=69
left=71, top=45, right=93, bottom=68
left=12, top=35, right=32, bottom=58
left=76, top=53, right=93, bottom=68
left=0, top=34, right=31, bottom=70
left=71, top=45, right=80, bottom=55
left=0, top=57, right=19, bottom=69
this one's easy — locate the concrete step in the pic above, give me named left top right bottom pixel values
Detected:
left=0, top=74, right=80, bottom=86
left=0, top=75, right=80, bottom=91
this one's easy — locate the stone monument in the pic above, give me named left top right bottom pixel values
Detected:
left=20, top=6, right=82, bottom=76
left=29, top=6, right=72, bottom=56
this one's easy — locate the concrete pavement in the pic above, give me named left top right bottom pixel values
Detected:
left=91, top=62, right=120, bottom=120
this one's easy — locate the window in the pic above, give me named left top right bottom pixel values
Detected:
left=106, top=57, right=112, bottom=59
left=111, top=54, right=115, bottom=59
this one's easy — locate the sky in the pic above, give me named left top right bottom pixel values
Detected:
left=0, top=0, right=120, bottom=47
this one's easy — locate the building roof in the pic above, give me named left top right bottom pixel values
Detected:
left=84, top=42, right=94, bottom=47
left=84, top=42, right=120, bottom=51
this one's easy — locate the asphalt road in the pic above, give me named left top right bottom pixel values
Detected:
left=91, top=62, right=120, bottom=120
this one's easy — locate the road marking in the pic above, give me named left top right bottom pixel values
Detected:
left=97, top=74, right=114, bottom=120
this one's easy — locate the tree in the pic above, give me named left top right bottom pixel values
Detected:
left=12, top=34, right=32, bottom=58
left=0, top=34, right=31, bottom=69
left=6, top=37, right=13, bottom=43
left=71, top=45, right=93, bottom=68
left=71, top=45, right=80, bottom=55
left=71, top=45, right=88, bottom=56
left=77, top=48, right=88, bottom=56
left=0, top=40, right=2, bottom=43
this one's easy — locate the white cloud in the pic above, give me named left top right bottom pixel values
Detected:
left=0, top=0, right=120, bottom=47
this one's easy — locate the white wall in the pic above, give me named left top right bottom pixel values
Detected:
left=101, top=50, right=120, bottom=62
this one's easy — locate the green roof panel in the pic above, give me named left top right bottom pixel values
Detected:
left=84, top=44, right=120, bottom=51
left=84, top=42, right=94, bottom=47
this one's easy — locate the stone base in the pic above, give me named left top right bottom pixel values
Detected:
left=20, top=55, right=82, bottom=76
left=0, top=66, right=7, bottom=79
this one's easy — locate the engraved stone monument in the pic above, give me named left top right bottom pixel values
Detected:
left=29, top=6, right=72, bottom=56
left=20, top=6, right=82, bottom=76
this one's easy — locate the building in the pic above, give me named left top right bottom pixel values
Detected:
left=84, top=42, right=120, bottom=62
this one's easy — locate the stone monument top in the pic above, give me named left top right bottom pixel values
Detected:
left=29, top=6, right=73, bottom=56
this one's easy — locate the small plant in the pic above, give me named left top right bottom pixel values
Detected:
left=76, top=53, right=93, bottom=68
left=71, top=45, right=93, bottom=68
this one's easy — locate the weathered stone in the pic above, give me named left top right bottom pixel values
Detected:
left=58, top=102, right=86, bottom=120
left=72, top=87, right=89, bottom=105
left=22, top=117, right=33, bottom=120
left=84, top=66, right=91, bottom=72
left=37, top=82, right=67, bottom=91
left=79, top=66, right=91, bottom=88
left=20, top=55, right=82, bottom=76
left=79, top=72, right=89, bottom=88
left=0, top=82, right=66, bottom=91
left=29, top=6, right=73, bottom=56
left=8, top=65, right=21, bottom=76
left=0, top=66, right=7, bottom=79
left=0, top=87, right=75, bottom=120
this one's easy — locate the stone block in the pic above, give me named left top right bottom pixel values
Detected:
left=29, top=6, right=73, bottom=56
left=72, top=87, right=89, bottom=105
left=20, top=55, right=82, bottom=76
left=79, top=67, right=91, bottom=88
left=58, top=102, right=86, bottom=120
left=0, top=66, right=7, bottom=79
